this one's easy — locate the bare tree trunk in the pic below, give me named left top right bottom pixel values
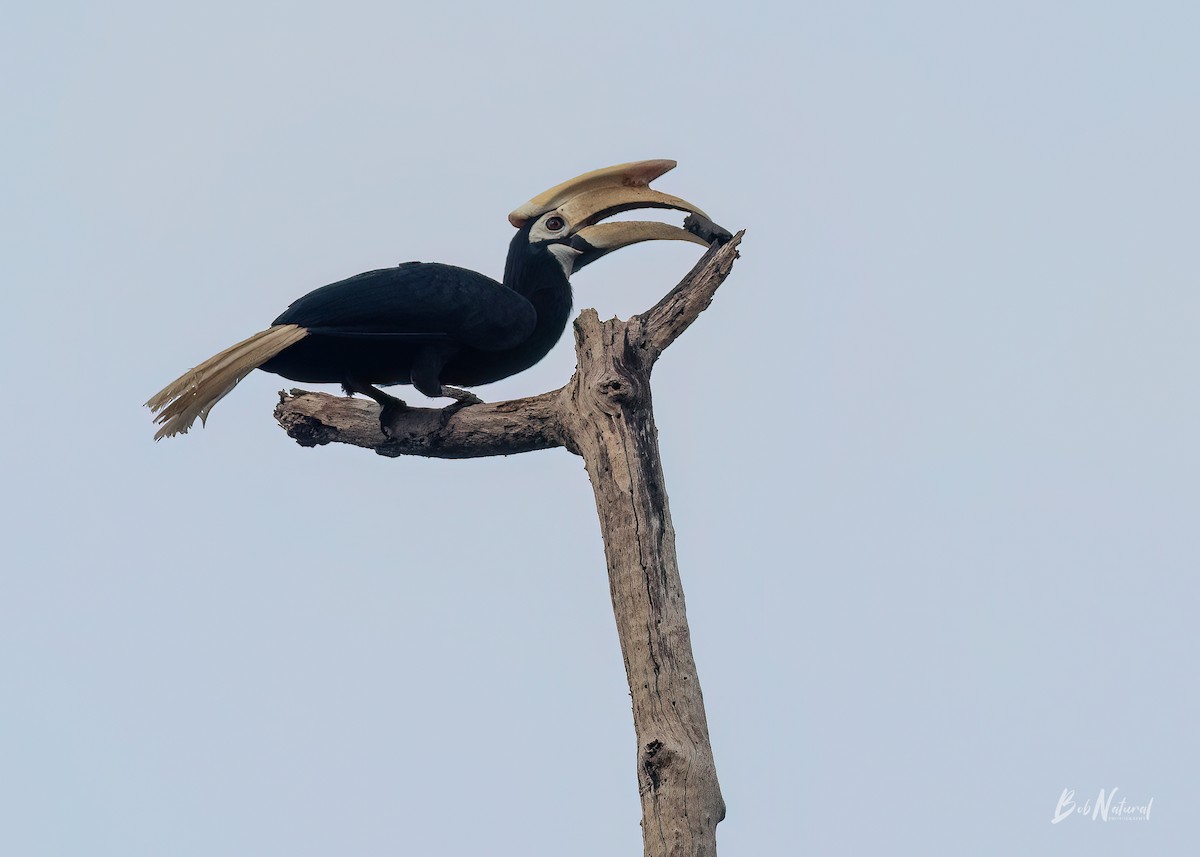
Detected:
left=275, top=233, right=743, bottom=856
left=562, top=309, right=725, bottom=855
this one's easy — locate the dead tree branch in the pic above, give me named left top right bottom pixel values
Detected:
left=275, top=231, right=744, bottom=856
left=274, top=387, right=568, bottom=458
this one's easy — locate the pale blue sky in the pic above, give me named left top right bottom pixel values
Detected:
left=2, top=2, right=1197, bottom=854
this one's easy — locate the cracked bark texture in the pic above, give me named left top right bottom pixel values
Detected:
left=276, top=232, right=743, bottom=856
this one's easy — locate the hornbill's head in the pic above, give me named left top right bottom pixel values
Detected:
left=503, top=159, right=729, bottom=285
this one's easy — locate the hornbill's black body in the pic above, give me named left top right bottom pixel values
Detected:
left=260, top=231, right=571, bottom=396
left=147, top=160, right=728, bottom=439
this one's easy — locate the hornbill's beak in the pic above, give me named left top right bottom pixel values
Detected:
left=509, top=159, right=730, bottom=270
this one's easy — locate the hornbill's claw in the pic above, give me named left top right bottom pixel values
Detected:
left=441, top=386, right=483, bottom=407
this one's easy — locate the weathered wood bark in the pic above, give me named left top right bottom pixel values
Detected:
left=275, top=232, right=743, bottom=856
left=563, top=309, right=726, bottom=855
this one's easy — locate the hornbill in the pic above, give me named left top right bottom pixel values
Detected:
left=147, top=159, right=728, bottom=440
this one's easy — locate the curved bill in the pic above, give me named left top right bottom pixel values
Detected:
left=570, top=221, right=709, bottom=270
left=555, top=186, right=711, bottom=228
left=510, top=159, right=726, bottom=272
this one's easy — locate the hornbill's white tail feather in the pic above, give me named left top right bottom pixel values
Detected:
left=146, top=324, right=308, bottom=440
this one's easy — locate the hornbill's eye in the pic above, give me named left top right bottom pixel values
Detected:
left=544, top=215, right=566, bottom=232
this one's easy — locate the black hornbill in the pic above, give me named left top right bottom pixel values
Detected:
left=147, top=159, right=729, bottom=440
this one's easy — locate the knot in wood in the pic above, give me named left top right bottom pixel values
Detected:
left=640, top=738, right=677, bottom=792
left=597, top=373, right=636, bottom=404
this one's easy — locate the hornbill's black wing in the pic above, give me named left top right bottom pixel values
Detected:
left=272, top=262, right=536, bottom=351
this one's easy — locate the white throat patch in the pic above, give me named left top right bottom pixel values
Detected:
left=547, top=244, right=582, bottom=278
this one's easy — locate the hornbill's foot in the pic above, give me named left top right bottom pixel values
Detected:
left=342, top=376, right=410, bottom=438
left=437, top=386, right=482, bottom=428
left=441, top=386, right=483, bottom=408
left=378, top=398, right=412, bottom=438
